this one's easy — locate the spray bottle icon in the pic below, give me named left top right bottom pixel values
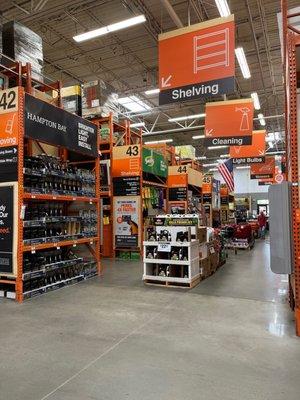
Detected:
left=235, top=107, right=251, bottom=131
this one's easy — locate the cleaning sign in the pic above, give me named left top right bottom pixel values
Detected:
left=204, top=98, right=254, bottom=147
left=158, top=15, right=235, bottom=105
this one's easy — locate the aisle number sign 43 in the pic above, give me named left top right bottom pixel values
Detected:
left=112, top=144, right=141, bottom=177
left=0, top=88, right=18, bottom=114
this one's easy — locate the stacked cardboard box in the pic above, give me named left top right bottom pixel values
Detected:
left=2, top=21, right=43, bottom=81
left=60, top=85, right=82, bottom=116
left=82, top=80, right=118, bottom=118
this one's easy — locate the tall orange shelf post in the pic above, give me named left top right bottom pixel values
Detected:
left=281, top=0, right=300, bottom=335
left=0, top=58, right=101, bottom=301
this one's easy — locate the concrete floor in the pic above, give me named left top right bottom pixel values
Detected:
left=0, top=239, right=299, bottom=400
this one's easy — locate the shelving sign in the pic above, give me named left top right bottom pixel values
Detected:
left=158, top=15, right=235, bottom=105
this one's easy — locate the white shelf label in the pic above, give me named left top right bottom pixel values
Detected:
left=158, top=243, right=171, bottom=252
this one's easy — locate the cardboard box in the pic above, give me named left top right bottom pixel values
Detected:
left=209, top=252, right=219, bottom=272
left=199, top=243, right=208, bottom=259
left=82, top=79, right=118, bottom=118
left=3, top=21, right=43, bottom=81
left=199, top=257, right=210, bottom=277
left=197, top=226, right=207, bottom=243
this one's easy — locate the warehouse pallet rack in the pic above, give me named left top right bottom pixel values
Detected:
left=281, top=0, right=300, bottom=335
left=0, top=57, right=101, bottom=302
left=92, top=114, right=128, bottom=257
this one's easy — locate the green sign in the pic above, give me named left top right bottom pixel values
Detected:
left=142, top=148, right=167, bottom=178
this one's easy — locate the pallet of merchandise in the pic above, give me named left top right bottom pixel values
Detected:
left=144, top=274, right=201, bottom=289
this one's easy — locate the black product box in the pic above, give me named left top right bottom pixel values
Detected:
left=2, top=21, right=43, bottom=81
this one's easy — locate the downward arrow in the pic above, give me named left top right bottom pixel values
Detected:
left=161, top=75, right=172, bottom=88
left=205, top=128, right=214, bottom=137
left=258, top=150, right=265, bottom=155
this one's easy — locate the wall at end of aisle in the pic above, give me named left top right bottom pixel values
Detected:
left=213, top=168, right=269, bottom=194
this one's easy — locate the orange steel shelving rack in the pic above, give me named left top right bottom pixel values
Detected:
left=0, top=56, right=101, bottom=302
left=281, top=0, right=300, bottom=335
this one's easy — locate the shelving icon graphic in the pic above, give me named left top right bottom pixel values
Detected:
left=5, top=113, right=16, bottom=135
left=193, top=27, right=230, bottom=74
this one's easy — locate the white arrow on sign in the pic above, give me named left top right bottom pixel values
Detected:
left=13, top=148, right=17, bottom=153
left=161, top=75, right=172, bottom=88
left=205, top=128, right=214, bottom=137
left=258, top=150, right=265, bottom=155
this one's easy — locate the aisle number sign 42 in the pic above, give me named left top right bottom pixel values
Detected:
left=0, top=87, right=19, bottom=148
left=0, top=88, right=18, bottom=114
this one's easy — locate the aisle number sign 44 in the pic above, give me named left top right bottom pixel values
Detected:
left=158, top=15, right=235, bottom=105
left=112, top=145, right=141, bottom=177
left=0, top=87, right=19, bottom=148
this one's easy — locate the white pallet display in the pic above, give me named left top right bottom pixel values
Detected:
left=143, top=239, right=200, bottom=284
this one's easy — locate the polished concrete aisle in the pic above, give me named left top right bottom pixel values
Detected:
left=0, top=240, right=299, bottom=400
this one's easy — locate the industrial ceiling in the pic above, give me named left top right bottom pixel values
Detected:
left=1, top=0, right=297, bottom=159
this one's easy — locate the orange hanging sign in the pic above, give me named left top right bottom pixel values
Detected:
left=158, top=16, right=235, bottom=105
left=251, top=156, right=275, bottom=179
left=204, top=98, right=254, bottom=146
left=230, top=130, right=266, bottom=164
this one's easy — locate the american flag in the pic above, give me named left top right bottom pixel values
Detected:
left=218, top=158, right=234, bottom=192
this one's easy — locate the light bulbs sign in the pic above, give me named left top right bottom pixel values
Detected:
left=158, top=15, right=235, bottom=105
left=230, top=130, right=266, bottom=164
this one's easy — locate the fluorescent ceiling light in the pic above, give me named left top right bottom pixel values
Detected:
left=192, top=135, right=205, bottom=139
left=251, top=92, right=261, bottom=110
left=203, top=163, right=218, bottom=167
left=266, top=151, right=285, bottom=155
left=209, top=168, right=218, bottom=172
left=73, top=15, right=146, bottom=42
left=220, top=154, right=230, bottom=158
left=215, top=0, right=231, bottom=17
left=195, top=156, right=207, bottom=160
left=235, top=47, right=251, bottom=79
left=168, top=113, right=206, bottom=122
left=236, top=166, right=250, bottom=170
left=130, top=122, right=145, bottom=128
left=144, top=139, right=173, bottom=145
left=118, top=96, right=151, bottom=113
left=208, top=145, right=228, bottom=150
left=258, top=113, right=266, bottom=126
left=145, top=88, right=160, bottom=95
